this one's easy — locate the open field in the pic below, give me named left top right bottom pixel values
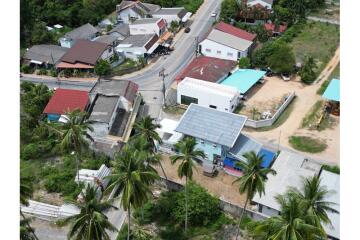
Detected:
left=291, top=22, right=339, bottom=74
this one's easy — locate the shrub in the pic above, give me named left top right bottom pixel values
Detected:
left=238, top=57, right=251, bottom=69
left=44, top=169, right=75, bottom=193
left=21, top=64, right=33, bottom=74
left=37, top=68, right=48, bottom=75
left=95, top=59, right=112, bottom=76
left=50, top=69, right=57, bottom=77
left=267, top=43, right=295, bottom=73
left=322, top=164, right=340, bottom=174
left=21, top=143, right=42, bottom=160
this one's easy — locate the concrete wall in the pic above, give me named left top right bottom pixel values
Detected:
left=245, top=92, right=296, bottom=128
left=199, top=39, right=248, bottom=61
left=116, top=46, right=146, bottom=60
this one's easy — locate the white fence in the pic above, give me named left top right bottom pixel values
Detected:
left=245, top=92, right=296, bottom=128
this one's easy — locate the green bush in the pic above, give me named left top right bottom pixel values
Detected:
left=37, top=68, right=48, bottom=75
left=44, top=169, right=75, bottom=193
left=21, top=64, right=34, bottom=74
left=21, top=143, right=42, bottom=160
left=322, top=165, right=340, bottom=174
left=134, top=201, right=155, bottom=225
left=238, top=57, right=251, bottom=69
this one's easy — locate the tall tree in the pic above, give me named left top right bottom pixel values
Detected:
left=20, top=218, right=36, bottom=240
left=252, top=194, right=321, bottom=239
left=267, top=42, right=295, bottom=73
left=232, top=151, right=276, bottom=238
left=300, top=55, right=317, bottom=84
left=62, top=185, right=118, bottom=240
left=287, top=174, right=339, bottom=237
left=170, top=137, right=205, bottom=234
left=105, top=145, right=159, bottom=240
left=48, top=109, right=94, bottom=183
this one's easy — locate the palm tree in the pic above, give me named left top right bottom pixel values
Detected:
left=105, top=145, right=159, bottom=240
left=252, top=194, right=321, bottom=240
left=62, top=185, right=118, bottom=240
left=287, top=174, right=339, bottom=237
left=20, top=218, right=36, bottom=240
left=133, top=116, right=162, bottom=153
left=47, top=109, right=94, bottom=183
left=170, top=137, right=205, bottom=234
left=20, top=177, right=39, bottom=240
left=232, top=151, right=276, bottom=239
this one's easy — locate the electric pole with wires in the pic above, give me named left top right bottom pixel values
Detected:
left=159, top=68, right=168, bottom=107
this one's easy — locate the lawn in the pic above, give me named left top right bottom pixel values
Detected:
left=289, top=136, right=327, bottom=153
left=163, top=105, right=186, bottom=116
left=291, top=22, right=339, bottom=74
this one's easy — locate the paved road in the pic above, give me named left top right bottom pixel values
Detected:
left=20, top=76, right=96, bottom=91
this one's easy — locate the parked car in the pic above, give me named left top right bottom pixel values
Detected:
left=261, top=67, right=274, bottom=77
left=281, top=72, right=291, bottom=81
left=211, top=12, right=217, bottom=17
left=184, top=27, right=191, bottom=33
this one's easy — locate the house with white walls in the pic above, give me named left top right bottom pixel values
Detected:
left=247, top=0, right=273, bottom=9
left=129, top=18, right=167, bottom=36
left=152, top=7, right=190, bottom=26
left=59, top=23, right=99, bottom=48
left=199, top=22, right=256, bottom=61
left=116, top=34, right=159, bottom=60
left=116, top=0, right=161, bottom=24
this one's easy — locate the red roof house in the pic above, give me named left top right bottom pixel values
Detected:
left=264, top=23, right=287, bottom=34
left=43, top=88, right=89, bottom=115
left=214, top=22, right=256, bottom=41
left=176, top=56, right=237, bottom=83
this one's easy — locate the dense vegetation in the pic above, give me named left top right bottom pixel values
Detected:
left=20, top=0, right=118, bottom=47
left=143, top=0, right=204, bottom=13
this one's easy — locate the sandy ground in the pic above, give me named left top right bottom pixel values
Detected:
left=157, top=154, right=247, bottom=206
left=244, top=47, right=340, bottom=164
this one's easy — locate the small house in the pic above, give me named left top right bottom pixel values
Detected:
left=23, top=44, right=68, bottom=68
left=59, top=23, right=99, bottom=48
left=129, top=18, right=167, bottom=37
left=152, top=7, right=190, bottom=26
left=116, top=0, right=160, bottom=24
left=116, top=34, right=159, bottom=60
left=108, top=24, right=130, bottom=41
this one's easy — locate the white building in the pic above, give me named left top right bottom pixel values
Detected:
left=177, top=77, right=240, bottom=112
left=199, top=22, right=256, bottom=61
left=129, top=18, right=167, bottom=36
left=75, top=164, right=112, bottom=189
left=116, top=34, right=159, bottom=60
left=116, top=1, right=161, bottom=24
left=59, top=23, right=98, bottom=48
left=247, top=0, right=273, bottom=9
left=155, top=118, right=184, bottom=153
left=152, top=8, right=190, bottom=26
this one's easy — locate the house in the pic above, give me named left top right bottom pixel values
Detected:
left=57, top=39, right=114, bottom=70
left=174, top=104, right=276, bottom=176
left=109, top=24, right=130, bottom=40
left=322, top=78, right=340, bottom=116
left=177, top=77, right=240, bottom=112
left=116, top=34, right=159, bottom=60
left=247, top=0, right=273, bottom=9
left=116, top=0, right=161, bottom=24
left=129, top=18, right=167, bottom=36
left=88, top=80, right=141, bottom=144
left=152, top=7, right=190, bottom=26
left=23, top=45, right=68, bottom=68
left=252, top=151, right=339, bottom=240
left=94, top=35, right=120, bottom=48
left=98, top=19, right=114, bottom=29
left=176, top=56, right=237, bottom=83
left=43, top=88, right=89, bottom=121
left=75, top=164, right=111, bottom=190
left=59, top=23, right=99, bottom=48
left=199, top=22, right=256, bottom=61
left=264, top=23, right=287, bottom=36
left=155, top=118, right=184, bottom=153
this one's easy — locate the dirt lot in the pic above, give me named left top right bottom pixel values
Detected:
left=238, top=77, right=293, bottom=119
left=157, top=154, right=247, bottom=206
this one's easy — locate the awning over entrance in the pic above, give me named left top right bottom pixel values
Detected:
left=158, top=31, right=173, bottom=45
left=57, top=62, right=94, bottom=69
left=30, top=60, right=43, bottom=65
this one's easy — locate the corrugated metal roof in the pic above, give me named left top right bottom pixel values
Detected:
left=214, top=22, right=256, bottom=41
left=228, top=134, right=262, bottom=160
left=322, top=79, right=340, bottom=102
left=64, top=23, right=98, bottom=40
left=24, top=45, right=68, bottom=65
left=175, top=104, right=247, bottom=147
left=207, top=29, right=253, bottom=51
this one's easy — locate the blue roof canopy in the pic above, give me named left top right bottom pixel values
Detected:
left=220, top=69, right=266, bottom=94
left=322, top=79, right=340, bottom=102
left=258, top=148, right=276, bottom=168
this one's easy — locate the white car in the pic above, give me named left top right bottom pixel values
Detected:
left=211, top=12, right=217, bottom=17
left=281, top=73, right=291, bottom=81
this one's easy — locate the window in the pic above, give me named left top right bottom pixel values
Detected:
left=205, top=48, right=211, bottom=53
left=227, top=52, right=233, bottom=57
left=216, top=50, right=221, bottom=54
left=181, top=95, right=198, bottom=105
left=209, top=105, right=217, bottom=109
left=212, top=144, right=217, bottom=148
left=225, top=108, right=228, bottom=111
left=237, top=51, right=241, bottom=59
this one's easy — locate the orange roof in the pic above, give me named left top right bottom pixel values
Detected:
left=158, top=31, right=173, bottom=44
left=56, top=61, right=94, bottom=69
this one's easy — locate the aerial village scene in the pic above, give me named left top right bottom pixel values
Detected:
left=19, top=0, right=340, bottom=239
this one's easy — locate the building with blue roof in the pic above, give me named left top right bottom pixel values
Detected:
left=323, top=78, right=340, bottom=102
left=219, top=69, right=266, bottom=94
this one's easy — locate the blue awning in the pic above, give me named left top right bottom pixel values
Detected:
left=224, top=157, right=242, bottom=171
left=258, top=148, right=276, bottom=168
left=322, top=79, right=340, bottom=102
left=220, top=69, right=266, bottom=94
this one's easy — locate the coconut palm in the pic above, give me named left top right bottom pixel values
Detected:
left=170, top=137, right=205, bottom=234
left=252, top=194, right=321, bottom=240
left=47, top=109, right=94, bottom=183
left=62, top=185, right=117, bottom=240
left=133, top=116, right=162, bottom=152
left=20, top=177, right=39, bottom=240
left=232, top=151, right=276, bottom=239
left=287, top=174, right=339, bottom=237
left=105, top=145, right=159, bottom=240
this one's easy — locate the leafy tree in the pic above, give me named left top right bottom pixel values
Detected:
left=20, top=218, right=36, bottom=240
left=169, top=21, right=179, bottom=33
left=220, top=0, right=239, bottom=22
left=105, top=145, right=159, bottom=240
left=31, top=21, right=55, bottom=45
left=233, top=151, right=276, bottom=239
left=95, top=59, right=112, bottom=77
left=267, top=43, right=295, bottom=73
left=252, top=194, right=321, bottom=239
left=47, top=109, right=94, bottom=184
left=238, top=57, right=251, bottom=69
left=300, top=55, right=317, bottom=84
left=133, top=116, right=162, bottom=153
left=287, top=175, right=339, bottom=237
left=252, top=40, right=279, bottom=68
left=170, top=137, right=205, bottom=234
left=62, top=185, right=118, bottom=239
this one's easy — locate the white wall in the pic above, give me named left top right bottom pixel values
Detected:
left=199, top=39, right=248, bottom=61
left=130, top=23, right=161, bottom=36
left=259, top=204, right=279, bottom=217
left=60, top=38, right=74, bottom=48
left=117, top=8, right=142, bottom=24
left=247, top=0, right=272, bottom=9
left=100, top=47, right=114, bottom=61
left=116, top=46, right=146, bottom=60
left=152, top=15, right=179, bottom=27
left=177, top=82, right=240, bottom=112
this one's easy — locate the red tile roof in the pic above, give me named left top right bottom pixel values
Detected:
left=264, top=23, right=287, bottom=33
left=157, top=19, right=167, bottom=29
left=176, top=56, right=237, bottom=83
left=214, top=22, right=256, bottom=41
left=43, top=88, right=89, bottom=115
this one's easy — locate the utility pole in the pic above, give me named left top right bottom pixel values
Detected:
left=277, top=130, right=282, bottom=153
left=159, top=68, right=168, bottom=108
left=195, top=36, right=199, bottom=57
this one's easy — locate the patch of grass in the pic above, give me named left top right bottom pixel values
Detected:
left=163, top=105, right=186, bottom=115
left=322, top=164, right=340, bottom=174
left=253, top=97, right=297, bottom=132
left=301, top=100, right=324, bottom=129
left=291, top=22, right=339, bottom=74
left=289, top=136, right=327, bottom=153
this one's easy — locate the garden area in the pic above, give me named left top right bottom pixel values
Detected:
left=111, top=58, right=146, bottom=76
left=289, top=135, right=328, bottom=153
